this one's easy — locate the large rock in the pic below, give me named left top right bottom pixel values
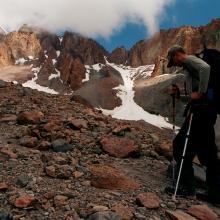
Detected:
left=89, top=165, right=141, bottom=190
left=136, top=192, right=161, bottom=209
left=52, top=139, right=73, bottom=153
left=73, top=65, right=123, bottom=110
left=134, top=73, right=186, bottom=125
left=17, top=111, right=44, bottom=124
left=187, top=205, right=218, bottom=220
left=100, top=136, right=140, bottom=158
left=166, top=210, right=197, bottom=220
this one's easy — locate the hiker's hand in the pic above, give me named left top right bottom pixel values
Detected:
left=191, top=92, right=203, bottom=100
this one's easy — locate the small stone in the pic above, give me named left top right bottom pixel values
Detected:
left=0, top=182, right=8, bottom=191
left=15, top=174, right=31, bottom=187
left=166, top=210, right=197, bottom=220
left=54, top=195, right=69, bottom=207
left=0, top=114, right=17, bottom=123
left=92, top=205, right=109, bottom=212
left=14, top=195, right=36, bottom=208
left=45, top=166, right=56, bottom=178
left=88, top=211, right=122, bottom=220
left=67, top=117, right=88, bottom=129
left=149, top=133, right=160, bottom=144
left=112, top=125, right=131, bottom=136
left=112, top=204, right=134, bottom=220
left=136, top=192, right=161, bottom=209
left=52, top=139, right=73, bottom=153
left=73, top=171, right=84, bottom=178
left=0, top=148, right=17, bottom=159
left=187, top=205, right=218, bottom=220
left=37, top=140, right=51, bottom=151
left=19, top=136, right=38, bottom=148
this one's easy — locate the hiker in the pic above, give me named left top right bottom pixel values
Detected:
left=166, top=45, right=220, bottom=204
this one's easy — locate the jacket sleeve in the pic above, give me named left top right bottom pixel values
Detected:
left=186, top=56, right=210, bottom=94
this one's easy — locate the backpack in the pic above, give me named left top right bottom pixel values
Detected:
left=198, top=48, right=220, bottom=114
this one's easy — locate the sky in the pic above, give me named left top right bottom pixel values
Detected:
left=96, top=0, right=220, bottom=52
left=0, top=0, right=219, bottom=52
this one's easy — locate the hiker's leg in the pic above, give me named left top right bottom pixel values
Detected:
left=195, top=105, right=220, bottom=201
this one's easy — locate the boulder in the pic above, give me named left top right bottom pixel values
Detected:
left=187, top=205, right=218, bottom=220
left=136, top=192, right=161, bottom=209
left=100, top=137, right=140, bottom=158
left=89, top=165, right=141, bottom=190
left=17, top=111, right=44, bottom=124
left=166, top=210, right=197, bottom=220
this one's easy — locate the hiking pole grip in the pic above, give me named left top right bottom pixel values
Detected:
left=172, top=113, right=194, bottom=201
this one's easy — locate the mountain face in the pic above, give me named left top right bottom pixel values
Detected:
left=0, top=19, right=220, bottom=125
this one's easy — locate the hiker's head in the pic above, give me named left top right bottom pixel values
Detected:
left=167, top=45, right=187, bottom=68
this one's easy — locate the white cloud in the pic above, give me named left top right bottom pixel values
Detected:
left=0, top=0, right=174, bottom=38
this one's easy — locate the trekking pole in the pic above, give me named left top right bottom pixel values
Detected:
left=171, top=94, right=176, bottom=188
left=172, top=113, right=193, bottom=201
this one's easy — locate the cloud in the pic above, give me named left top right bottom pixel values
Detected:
left=0, top=0, right=174, bottom=38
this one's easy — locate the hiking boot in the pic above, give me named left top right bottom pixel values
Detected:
left=165, top=186, right=196, bottom=198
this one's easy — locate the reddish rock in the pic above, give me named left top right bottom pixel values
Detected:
left=100, top=136, right=140, bottom=158
left=67, top=117, right=88, bottom=129
left=17, top=111, right=44, bottom=124
left=37, top=140, right=51, bottom=151
left=0, top=148, right=17, bottom=159
left=112, top=125, right=131, bottom=135
left=0, top=182, right=8, bottom=191
left=45, top=165, right=56, bottom=178
left=14, top=195, right=36, bottom=208
left=187, top=205, right=218, bottom=220
left=73, top=171, right=84, bottom=178
left=19, top=136, right=38, bottom=148
left=136, top=192, right=161, bottom=209
left=166, top=210, right=197, bottom=220
left=43, top=121, right=60, bottom=132
left=89, top=165, right=141, bottom=190
left=108, top=47, right=128, bottom=65
left=112, top=204, right=134, bottom=220
left=54, top=195, right=69, bottom=207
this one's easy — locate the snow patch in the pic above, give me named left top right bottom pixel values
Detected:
left=22, top=67, right=58, bottom=94
left=56, top=51, right=61, bottom=57
left=100, top=61, right=172, bottom=129
left=52, top=59, right=57, bottom=65
left=15, top=58, right=27, bottom=65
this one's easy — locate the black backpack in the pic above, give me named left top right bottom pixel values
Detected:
left=198, top=48, right=220, bottom=114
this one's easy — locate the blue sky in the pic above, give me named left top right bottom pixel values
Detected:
left=95, top=0, right=220, bottom=52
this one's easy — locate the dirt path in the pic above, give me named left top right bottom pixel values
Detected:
left=0, top=65, right=34, bottom=83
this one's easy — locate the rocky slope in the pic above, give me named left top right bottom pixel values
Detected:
left=0, top=19, right=220, bottom=125
left=0, top=80, right=219, bottom=220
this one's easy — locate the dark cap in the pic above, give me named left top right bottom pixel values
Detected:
left=167, top=45, right=185, bottom=68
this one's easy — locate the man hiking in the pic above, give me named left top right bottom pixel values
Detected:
left=166, top=45, right=220, bottom=205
